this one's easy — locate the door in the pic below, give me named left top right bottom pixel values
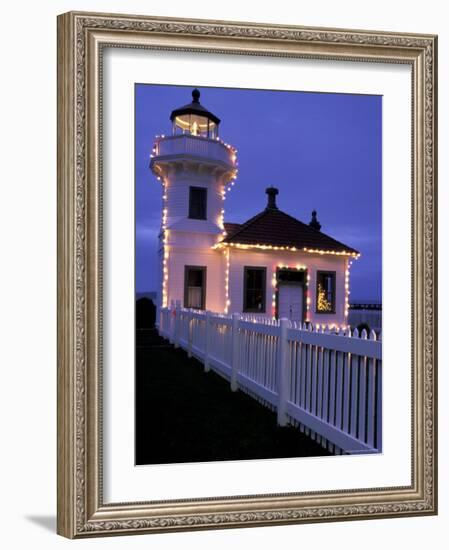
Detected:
left=278, top=284, right=304, bottom=322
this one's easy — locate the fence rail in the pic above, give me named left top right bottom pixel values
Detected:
left=159, top=303, right=382, bottom=455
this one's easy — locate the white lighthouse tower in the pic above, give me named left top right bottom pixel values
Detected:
left=150, top=89, right=237, bottom=315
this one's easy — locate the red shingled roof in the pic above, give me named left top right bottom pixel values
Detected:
left=221, top=208, right=359, bottom=255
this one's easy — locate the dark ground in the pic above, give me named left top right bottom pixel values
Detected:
left=135, top=327, right=331, bottom=465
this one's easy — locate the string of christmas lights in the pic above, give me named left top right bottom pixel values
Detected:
left=270, top=264, right=308, bottom=319
left=306, top=272, right=311, bottom=322
left=344, top=259, right=352, bottom=320
left=224, top=248, right=231, bottom=314
left=213, top=241, right=360, bottom=258
left=151, top=132, right=355, bottom=329
left=161, top=187, right=169, bottom=308
left=152, top=132, right=239, bottom=310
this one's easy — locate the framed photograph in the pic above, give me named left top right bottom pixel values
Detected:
left=57, top=11, right=438, bottom=538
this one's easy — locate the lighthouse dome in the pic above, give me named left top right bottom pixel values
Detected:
left=170, top=89, right=220, bottom=139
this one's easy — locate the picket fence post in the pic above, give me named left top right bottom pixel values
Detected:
left=187, top=309, right=193, bottom=358
left=170, top=300, right=181, bottom=348
left=204, top=311, right=211, bottom=372
left=230, top=313, right=240, bottom=391
left=169, top=300, right=175, bottom=344
left=277, top=318, right=289, bottom=426
left=376, top=358, right=382, bottom=451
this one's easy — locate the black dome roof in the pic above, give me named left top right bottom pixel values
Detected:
left=170, top=89, right=221, bottom=125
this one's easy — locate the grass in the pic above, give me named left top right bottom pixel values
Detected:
left=135, top=328, right=331, bottom=465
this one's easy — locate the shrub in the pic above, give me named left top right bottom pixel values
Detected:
left=357, top=322, right=370, bottom=335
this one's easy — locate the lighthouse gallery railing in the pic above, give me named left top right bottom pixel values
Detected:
left=154, top=134, right=235, bottom=165
left=159, top=305, right=382, bottom=455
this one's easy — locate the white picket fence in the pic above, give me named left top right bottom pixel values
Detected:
left=159, top=304, right=382, bottom=455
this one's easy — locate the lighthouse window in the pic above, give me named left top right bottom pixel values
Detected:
left=184, top=266, right=206, bottom=310
left=243, top=267, right=266, bottom=313
left=188, top=187, right=207, bottom=220
left=316, top=271, right=336, bottom=314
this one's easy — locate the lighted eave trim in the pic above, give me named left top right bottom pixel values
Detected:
left=212, top=241, right=360, bottom=258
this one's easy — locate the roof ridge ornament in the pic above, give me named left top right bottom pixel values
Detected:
left=309, top=210, right=322, bottom=231
left=192, top=88, right=200, bottom=103
left=265, top=186, right=279, bottom=210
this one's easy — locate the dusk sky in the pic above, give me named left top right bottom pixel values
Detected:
left=135, top=84, right=382, bottom=302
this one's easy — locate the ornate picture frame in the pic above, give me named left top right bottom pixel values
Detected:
left=57, top=11, right=437, bottom=538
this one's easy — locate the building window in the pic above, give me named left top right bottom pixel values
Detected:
left=316, top=271, right=336, bottom=313
left=243, top=267, right=266, bottom=313
left=184, top=266, right=206, bottom=309
left=188, top=187, right=207, bottom=220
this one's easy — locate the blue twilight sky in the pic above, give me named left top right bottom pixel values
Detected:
left=135, top=84, right=382, bottom=302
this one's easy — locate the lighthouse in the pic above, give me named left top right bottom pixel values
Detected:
left=150, top=89, right=238, bottom=314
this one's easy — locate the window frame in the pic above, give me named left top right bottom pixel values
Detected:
left=184, top=265, right=207, bottom=310
left=315, top=270, right=337, bottom=314
left=188, top=186, right=208, bottom=220
left=242, top=266, right=267, bottom=313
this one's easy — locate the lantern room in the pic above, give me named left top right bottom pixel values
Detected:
left=170, top=88, right=220, bottom=139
